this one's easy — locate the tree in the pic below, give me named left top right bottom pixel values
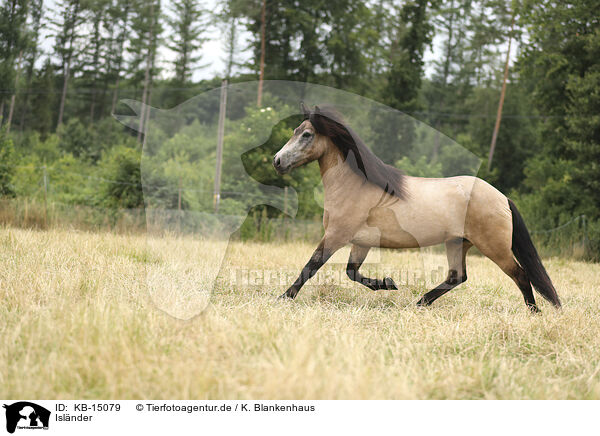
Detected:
left=128, top=0, right=162, bottom=142
left=18, top=0, right=44, bottom=131
left=106, top=0, right=132, bottom=114
left=223, top=15, right=239, bottom=79
left=29, top=59, right=57, bottom=136
left=374, top=0, right=436, bottom=164
left=167, top=0, right=206, bottom=84
left=0, top=0, right=29, bottom=125
left=236, top=0, right=324, bottom=82
left=100, top=145, right=143, bottom=209
left=52, top=0, right=85, bottom=129
left=0, top=125, right=16, bottom=197
left=323, top=0, right=380, bottom=94
left=81, top=0, right=110, bottom=122
left=383, top=0, right=434, bottom=112
left=515, top=0, right=600, bottom=257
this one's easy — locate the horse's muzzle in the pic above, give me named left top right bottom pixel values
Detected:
left=273, top=156, right=290, bottom=174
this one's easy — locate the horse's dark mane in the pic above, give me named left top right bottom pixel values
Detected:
left=306, top=105, right=406, bottom=199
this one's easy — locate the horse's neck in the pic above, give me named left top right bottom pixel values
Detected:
left=318, top=144, right=364, bottom=201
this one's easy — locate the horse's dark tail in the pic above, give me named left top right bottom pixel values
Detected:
left=508, top=199, right=561, bottom=308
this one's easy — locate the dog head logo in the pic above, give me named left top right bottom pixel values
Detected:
left=3, top=402, right=50, bottom=433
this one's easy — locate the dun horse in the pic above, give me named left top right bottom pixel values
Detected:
left=272, top=104, right=561, bottom=312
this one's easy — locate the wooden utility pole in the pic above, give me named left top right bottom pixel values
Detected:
left=42, top=165, right=48, bottom=228
left=138, top=1, right=155, bottom=142
left=57, top=0, right=81, bottom=130
left=487, top=15, right=515, bottom=171
left=57, top=49, right=72, bottom=129
left=257, top=0, right=266, bottom=107
left=6, top=50, right=23, bottom=133
left=214, top=80, right=228, bottom=212
left=178, top=174, right=182, bottom=212
left=177, top=173, right=182, bottom=232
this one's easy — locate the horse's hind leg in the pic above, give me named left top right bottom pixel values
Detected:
left=480, top=248, right=539, bottom=313
left=417, top=238, right=472, bottom=306
left=346, top=244, right=397, bottom=290
left=508, top=263, right=539, bottom=313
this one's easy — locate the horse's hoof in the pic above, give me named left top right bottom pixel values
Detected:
left=278, top=291, right=294, bottom=300
left=528, top=305, right=542, bottom=314
left=383, top=277, right=398, bottom=290
left=416, top=298, right=430, bottom=307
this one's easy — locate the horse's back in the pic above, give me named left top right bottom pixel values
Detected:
left=356, top=175, right=511, bottom=248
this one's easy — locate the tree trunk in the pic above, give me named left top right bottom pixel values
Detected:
left=89, top=12, right=102, bottom=123
left=6, top=50, right=23, bottom=132
left=225, top=18, right=237, bottom=79
left=111, top=75, right=122, bottom=115
left=487, top=15, right=515, bottom=171
left=57, top=60, right=70, bottom=128
left=110, top=3, right=130, bottom=115
left=257, top=0, right=266, bottom=107
left=442, top=0, right=456, bottom=86
left=138, top=1, right=156, bottom=142
left=57, top=1, right=80, bottom=130
left=19, top=1, right=43, bottom=131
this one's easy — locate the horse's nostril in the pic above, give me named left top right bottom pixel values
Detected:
left=275, top=157, right=281, bottom=167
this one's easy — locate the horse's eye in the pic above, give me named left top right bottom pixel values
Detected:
left=302, top=131, right=312, bottom=138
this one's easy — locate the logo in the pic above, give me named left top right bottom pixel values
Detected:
left=3, top=402, right=50, bottom=434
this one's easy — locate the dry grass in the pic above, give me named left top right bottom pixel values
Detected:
left=1, top=226, right=600, bottom=399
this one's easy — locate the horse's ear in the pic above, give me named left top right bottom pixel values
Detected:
left=300, top=101, right=309, bottom=119
left=314, top=105, right=321, bottom=114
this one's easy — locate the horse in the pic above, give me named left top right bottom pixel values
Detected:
left=272, top=103, right=561, bottom=312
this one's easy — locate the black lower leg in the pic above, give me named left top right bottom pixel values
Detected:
left=346, top=265, right=397, bottom=291
left=417, top=270, right=465, bottom=306
left=280, top=241, right=333, bottom=299
left=512, top=266, right=539, bottom=313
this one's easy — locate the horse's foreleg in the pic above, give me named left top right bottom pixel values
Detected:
left=279, top=236, right=344, bottom=299
left=417, top=238, right=472, bottom=306
left=346, top=244, right=397, bottom=291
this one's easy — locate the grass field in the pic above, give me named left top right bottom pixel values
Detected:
left=1, top=226, right=600, bottom=399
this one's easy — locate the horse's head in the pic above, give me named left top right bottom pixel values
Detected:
left=273, top=103, right=329, bottom=175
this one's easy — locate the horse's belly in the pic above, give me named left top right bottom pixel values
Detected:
left=351, top=225, right=423, bottom=248
left=352, top=206, right=448, bottom=249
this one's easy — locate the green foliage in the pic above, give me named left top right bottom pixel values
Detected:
left=0, top=0, right=598, bottom=258
left=396, top=155, right=443, bottom=178
left=57, top=118, right=89, bottom=158
left=514, top=0, right=600, bottom=258
left=99, top=145, right=143, bottom=209
left=0, top=125, right=16, bottom=197
left=166, top=0, right=207, bottom=84
left=0, top=0, right=29, bottom=105
left=63, top=118, right=136, bottom=161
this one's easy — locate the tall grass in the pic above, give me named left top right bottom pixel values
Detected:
left=0, top=198, right=146, bottom=233
left=1, top=198, right=595, bottom=258
left=0, top=226, right=599, bottom=399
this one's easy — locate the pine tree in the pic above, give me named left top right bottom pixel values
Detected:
left=82, top=0, right=110, bottom=122
left=324, top=0, right=380, bottom=94
left=167, top=0, right=206, bottom=84
left=128, top=0, right=162, bottom=141
left=18, top=0, right=44, bottom=131
left=374, top=0, right=436, bottom=164
left=106, top=0, right=132, bottom=115
left=219, top=2, right=240, bottom=80
left=0, top=0, right=29, bottom=125
left=52, top=0, right=85, bottom=129
left=519, top=0, right=600, bottom=220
